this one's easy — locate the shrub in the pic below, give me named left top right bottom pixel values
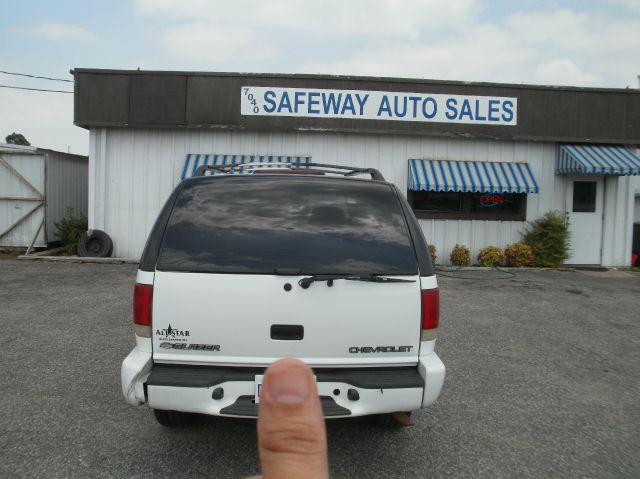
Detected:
left=449, top=244, right=471, bottom=267
left=428, top=244, right=437, bottom=264
left=54, top=208, right=88, bottom=255
left=522, top=211, right=570, bottom=267
left=504, top=243, right=535, bottom=267
left=477, top=246, right=505, bottom=267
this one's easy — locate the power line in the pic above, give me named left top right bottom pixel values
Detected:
left=0, top=70, right=74, bottom=83
left=0, top=84, right=73, bottom=93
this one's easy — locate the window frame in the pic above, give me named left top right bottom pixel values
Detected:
left=407, top=190, right=528, bottom=221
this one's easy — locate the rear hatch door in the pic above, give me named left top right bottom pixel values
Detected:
left=152, top=175, right=421, bottom=367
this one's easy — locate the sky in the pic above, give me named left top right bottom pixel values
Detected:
left=1, top=0, right=639, bottom=155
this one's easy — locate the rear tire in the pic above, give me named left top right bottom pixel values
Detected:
left=372, top=412, right=412, bottom=428
left=153, top=409, right=193, bottom=427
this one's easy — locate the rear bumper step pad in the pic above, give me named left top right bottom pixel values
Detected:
left=147, top=364, right=424, bottom=389
left=220, top=395, right=351, bottom=417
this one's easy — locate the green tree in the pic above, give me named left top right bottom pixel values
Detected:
left=5, top=132, right=30, bottom=146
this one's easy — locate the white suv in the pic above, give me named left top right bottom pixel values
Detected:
left=121, top=163, right=445, bottom=426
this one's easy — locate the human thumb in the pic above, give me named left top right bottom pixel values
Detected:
left=254, top=358, right=328, bottom=479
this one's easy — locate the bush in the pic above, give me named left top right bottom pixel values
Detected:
left=522, top=211, right=570, bottom=267
left=54, top=208, right=88, bottom=255
left=449, top=244, right=471, bottom=267
left=428, top=244, right=437, bottom=264
left=504, top=243, right=535, bottom=267
left=477, top=246, right=505, bottom=267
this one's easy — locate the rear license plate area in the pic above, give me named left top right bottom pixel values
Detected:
left=254, top=375, right=264, bottom=403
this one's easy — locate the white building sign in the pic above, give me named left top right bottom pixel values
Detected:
left=241, top=86, right=517, bottom=125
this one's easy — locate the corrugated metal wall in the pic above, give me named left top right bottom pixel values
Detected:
left=89, top=127, right=569, bottom=262
left=0, top=152, right=46, bottom=247
left=633, top=176, right=640, bottom=223
left=44, top=151, right=88, bottom=242
left=601, top=175, right=634, bottom=267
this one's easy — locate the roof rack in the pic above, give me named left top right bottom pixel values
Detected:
left=193, top=162, right=386, bottom=181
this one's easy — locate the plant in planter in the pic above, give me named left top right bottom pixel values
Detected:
left=477, top=246, right=505, bottom=267
left=504, top=243, right=535, bottom=267
left=449, top=244, right=471, bottom=267
left=428, top=244, right=437, bottom=264
left=522, top=211, right=570, bottom=267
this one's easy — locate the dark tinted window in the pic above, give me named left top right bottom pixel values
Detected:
left=411, top=191, right=462, bottom=212
left=572, top=181, right=596, bottom=213
left=408, top=190, right=527, bottom=220
left=158, top=177, right=417, bottom=275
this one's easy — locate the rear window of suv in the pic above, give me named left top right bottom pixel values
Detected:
left=157, top=176, right=418, bottom=275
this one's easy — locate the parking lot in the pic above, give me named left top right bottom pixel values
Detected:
left=1, top=259, right=639, bottom=478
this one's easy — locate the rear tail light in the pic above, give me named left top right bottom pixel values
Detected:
left=133, top=283, right=153, bottom=337
left=421, top=288, right=439, bottom=340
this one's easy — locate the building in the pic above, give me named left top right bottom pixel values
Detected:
left=73, top=69, right=640, bottom=266
left=633, top=176, right=640, bottom=265
left=0, top=143, right=87, bottom=249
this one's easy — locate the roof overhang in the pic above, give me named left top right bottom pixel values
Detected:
left=73, top=69, right=640, bottom=145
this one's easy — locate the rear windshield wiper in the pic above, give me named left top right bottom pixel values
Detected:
left=298, top=274, right=415, bottom=289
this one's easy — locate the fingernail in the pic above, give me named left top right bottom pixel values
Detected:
left=264, top=366, right=311, bottom=404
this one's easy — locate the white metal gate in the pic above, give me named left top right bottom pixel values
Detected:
left=0, top=152, right=46, bottom=249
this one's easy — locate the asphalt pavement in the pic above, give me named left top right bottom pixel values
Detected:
left=1, top=260, right=639, bottom=478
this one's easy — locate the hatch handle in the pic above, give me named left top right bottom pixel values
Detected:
left=271, top=324, right=304, bottom=341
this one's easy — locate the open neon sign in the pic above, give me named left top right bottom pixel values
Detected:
left=479, top=194, right=505, bottom=207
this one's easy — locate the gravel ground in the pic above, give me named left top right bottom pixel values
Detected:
left=0, top=260, right=639, bottom=478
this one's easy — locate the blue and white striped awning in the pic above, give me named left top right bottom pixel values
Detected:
left=556, top=144, right=640, bottom=175
left=181, top=154, right=312, bottom=179
left=408, top=159, right=539, bottom=194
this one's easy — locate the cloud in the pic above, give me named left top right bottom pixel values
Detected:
left=534, top=59, right=598, bottom=85
left=300, top=26, right=535, bottom=83
left=135, top=1, right=639, bottom=87
left=300, top=8, right=640, bottom=87
left=162, top=23, right=278, bottom=66
left=608, top=0, right=640, bottom=11
left=506, top=9, right=640, bottom=54
left=134, top=0, right=483, bottom=39
left=22, top=22, right=96, bottom=42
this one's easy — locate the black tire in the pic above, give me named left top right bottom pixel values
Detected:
left=153, top=409, right=193, bottom=427
left=372, top=412, right=412, bottom=428
left=77, top=230, right=113, bottom=257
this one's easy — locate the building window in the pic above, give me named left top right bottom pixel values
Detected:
left=408, top=191, right=527, bottom=221
left=572, top=181, right=596, bottom=213
left=410, top=191, right=462, bottom=213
